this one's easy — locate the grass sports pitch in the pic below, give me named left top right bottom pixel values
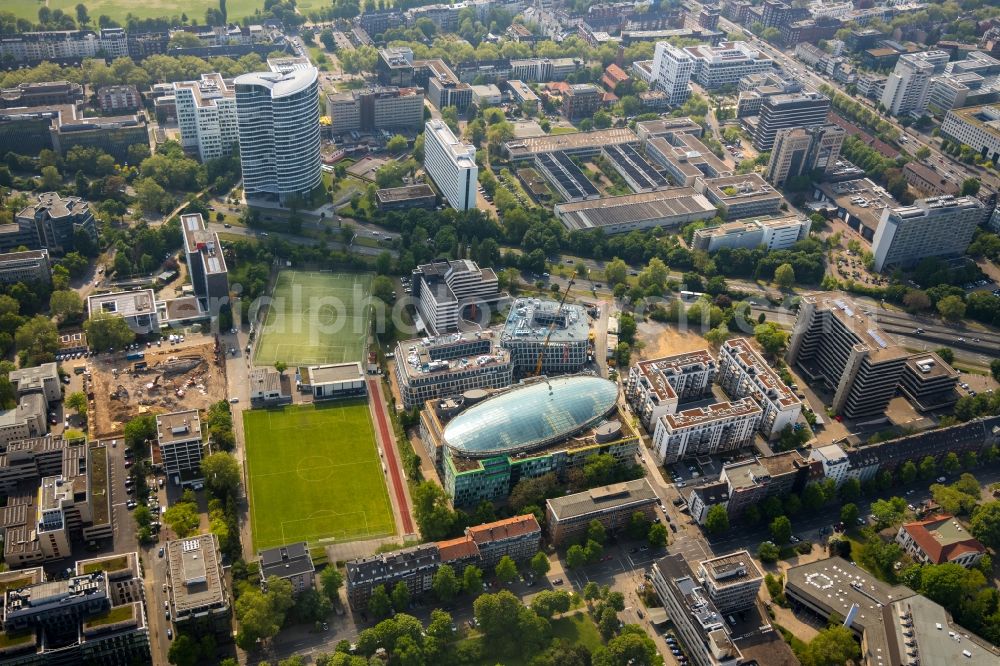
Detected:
left=254, top=270, right=372, bottom=367
left=244, top=401, right=395, bottom=550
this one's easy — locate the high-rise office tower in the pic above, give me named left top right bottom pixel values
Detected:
left=234, top=61, right=321, bottom=205
left=880, top=51, right=950, bottom=117
left=752, top=91, right=830, bottom=151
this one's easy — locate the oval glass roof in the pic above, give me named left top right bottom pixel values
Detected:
left=443, top=376, right=619, bottom=457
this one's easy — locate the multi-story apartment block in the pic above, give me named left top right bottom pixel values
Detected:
left=562, top=83, right=603, bottom=119
left=651, top=398, right=762, bottom=464
left=87, top=290, right=159, bottom=336
left=692, top=216, right=810, bottom=252
left=651, top=42, right=694, bottom=106
left=500, top=299, right=590, bottom=376
left=424, top=119, right=477, bottom=211
left=155, top=410, right=203, bottom=479
left=684, top=42, right=773, bottom=90
left=881, top=51, right=950, bottom=117
left=787, top=296, right=909, bottom=419
left=766, top=124, right=845, bottom=186
left=7, top=192, right=98, bottom=256
left=173, top=73, right=238, bottom=162
left=346, top=543, right=440, bottom=607
left=259, top=542, right=316, bottom=595
left=235, top=62, right=321, bottom=205
left=0, top=30, right=101, bottom=64
left=752, top=91, right=831, bottom=151
left=410, top=259, right=501, bottom=334
left=900, top=352, right=960, bottom=412
left=941, top=104, right=1000, bottom=163
left=651, top=554, right=744, bottom=666
left=395, top=331, right=513, bottom=409
left=871, top=195, right=986, bottom=272
left=181, top=213, right=229, bottom=303
left=326, top=86, right=425, bottom=135
left=895, top=515, right=985, bottom=568
left=0, top=249, right=51, bottom=285
left=696, top=551, right=763, bottom=613
left=466, top=514, right=541, bottom=568
left=625, top=351, right=717, bottom=429
left=809, top=443, right=851, bottom=487
left=0, top=81, right=83, bottom=108
left=0, top=556, right=150, bottom=665
left=901, top=161, right=960, bottom=197
left=166, top=534, right=231, bottom=638
left=717, top=338, right=801, bottom=440
left=97, top=84, right=141, bottom=113
left=546, top=479, right=659, bottom=546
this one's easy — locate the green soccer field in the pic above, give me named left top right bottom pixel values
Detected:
left=253, top=270, right=372, bottom=368
left=244, top=402, right=395, bottom=550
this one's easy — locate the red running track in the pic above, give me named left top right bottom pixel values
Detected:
left=368, top=378, right=415, bottom=535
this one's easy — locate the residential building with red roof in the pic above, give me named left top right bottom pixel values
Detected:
left=601, top=64, right=630, bottom=91
left=895, top=515, right=985, bottom=568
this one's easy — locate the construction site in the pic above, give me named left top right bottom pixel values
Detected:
left=86, top=339, right=228, bottom=438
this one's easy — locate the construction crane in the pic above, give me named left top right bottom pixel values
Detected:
left=532, top=278, right=575, bottom=377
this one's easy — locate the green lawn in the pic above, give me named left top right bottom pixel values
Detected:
left=82, top=555, right=128, bottom=574
left=253, top=270, right=372, bottom=367
left=5, top=0, right=266, bottom=23
left=243, top=402, right=395, bottom=550
left=550, top=613, right=604, bottom=652
left=549, top=127, right=579, bottom=135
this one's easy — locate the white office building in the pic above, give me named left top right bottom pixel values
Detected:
left=235, top=62, right=321, bottom=205
left=692, top=216, right=810, bottom=252
left=871, top=195, right=986, bottom=272
left=717, top=338, right=801, bottom=440
left=174, top=73, right=238, bottom=162
left=651, top=42, right=694, bottom=107
left=423, top=119, right=477, bottom=211
left=881, top=51, right=950, bottom=117
left=684, top=42, right=774, bottom=91
left=411, top=259, right=502, bottom=334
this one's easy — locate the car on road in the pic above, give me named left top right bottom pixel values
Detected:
left=551, top=578, right=563, bottom=585
left=937, top=476, right=946, bottom=483
left=167, top=628, right=173, bottom=640
left=126, top=500, right=137, bottom=510
left=158, top=547, right=165, bottom=558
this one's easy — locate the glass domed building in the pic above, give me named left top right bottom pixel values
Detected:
left=421, top=375, right=639, bottom=506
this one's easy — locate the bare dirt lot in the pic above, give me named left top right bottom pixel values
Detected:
left=88, top=339, right=228, bottom=438
left=635, top=319, right=712, bottom=360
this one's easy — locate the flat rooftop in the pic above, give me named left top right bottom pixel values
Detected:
left=181, top=213, right=226, bottom=275
left=905, top=353, right=959, bottom=380
left=700, top=173, right=783, bottom=205
left=156, top=410, right=201, bottom=445
left=817, top=177, right=896, bottom=233
left=699, top=551, right=762, bottom=589
left=663, top=397, right=762, bottom=430
left=809, top=295, right=910, bottom=363
left=376, top=183, right=435, bottom=202
left=87, top=290, right=156, bottom=318
left=167, top=535, right=226, bottom=617
left=504, top=127, right=638, bottom=158
left=555, top=187, right=716, bottom=232
left=397, top=330, right=509, bottom=379
left=426, top=119, right=475, bottom=167
left=501, top=298, right=589, bottom=344
left=547, top=479, right=658, bottom=521
left=635, top=117, right=703, bottom=138
left=172, top=73, right=233, bottom=108
left=888, top=594, right=1000, bottom=665
left=303, top=362, right=363, bottom=384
